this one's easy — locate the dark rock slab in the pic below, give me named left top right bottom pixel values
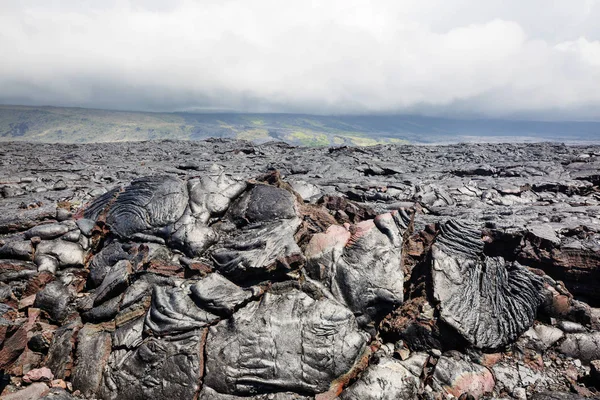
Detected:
left=104, top=176, right=189, bottom=238
left=305, top=209, right=410, bottom=325
left=44, top=319, right=82, bottom=380
left=432, top=220, right=544, bottom=349
left=189, top=273, right=256, bottom=316
left=144, top=283, right=219, bottom=336
left=204, top=287, right=368, bottom=395
left=72, top=324, right=112, bottom=397
left=0, top=240, right=33, bottom=261
left=33, top=281, right=74, bottom=324
left=24, top=223, right=69, bottom=240
left=84, top=293, right=123, bottom=322
left=102, top=333, right=205, bottom=400
left=211, top=185, right=303, bottom=280
left=228, top=184, right=297, bottom=225
left=88, top=241, right=131, bottom=288
left=93, top=260, right=131, bottom=306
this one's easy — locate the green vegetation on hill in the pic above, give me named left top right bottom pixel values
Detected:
left=0, top=105, right=193, bottom=143
left=1, top=105, right=598, bottom=145
left=0, top=105, right=411, bottom=146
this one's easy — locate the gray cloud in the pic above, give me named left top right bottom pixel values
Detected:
left=1, top=0, right=600, bottom=119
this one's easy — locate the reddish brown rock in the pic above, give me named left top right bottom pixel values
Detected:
left=23, top=367, right=54, bottom=383
left=317, top=195, right=377, bottom=224
left=379, top=297, right=442, bottom=351
left=23, top=271, right=55, bottom=298
left=294, top=202, right=338, bottom=250
left=50, top=379, right=67, bottom=389
left=187, top=262, right=213, bottom=276
left=145, top=260, right=185, bottom=277
left=518, top=231, right=600, bottom=305
left=18, top=294, right=36, bottom=310
left=6, top=346, right=44, bottom=377
left=480, top=353, right=503, bottom=368
left=0, top=309, right=38, bottom=370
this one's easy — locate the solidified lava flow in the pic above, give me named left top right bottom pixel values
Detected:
left=0, top=140, right=599, bottom=399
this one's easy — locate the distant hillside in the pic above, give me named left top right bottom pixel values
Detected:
left=0, top=105, right=599, bottom=146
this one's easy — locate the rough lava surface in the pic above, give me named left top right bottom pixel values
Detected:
left=0, top=139, right=600, bottom=399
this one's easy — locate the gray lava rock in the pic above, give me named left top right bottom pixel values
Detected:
left=530, top=393, right=588, bottom=400
left=204, top=287, right=368, bottom=395
left=557, top=320, right=587, bottom=333
left=103, top=176, right=189, bottom=238
left=523, top=324, right=564, bottom=350
left=144, top=283, right=219, bottom=336
left=559, top=332, right=600, bottom=363
left=189, top=273, right=255, bottom=316
left=40, top=388, right=78, bottom=400
left=34, top=281, right=74, bottom=323
left=36, top=239, right=85, bottom=268
left=339, top=357, right=420, bottom=399
left=211, top=185, right=303, bottom=279
left=24, top=223, right=69, bottom=240
left=102, top=334, right=204, bottom=400
left=167, top=166, right=246, bottom=257
left=1, top=141, right=600, bottom=399
left=305, top=209, right=410, bottom=325
left=491, top=363, right=547, bottom=395
left=72, top=324, right=112, bottom=397
left=432, top=355, right=495, bottom=398
left=35, top=254, right=59, bottom=274
left=432, top=220, right=544, bottom=349
left=0, top=240, right=33, bottom=260
left=88, top=241, right=131, bottom=288
left=93, top=260, right=132, bottom=306
left=112, top=317, right=145, bottom=349
left=76, top=218, right=96, bottom=236
left=198, top=386, right=311, bottom=399
left=187, top=165, right=247, bottom=223
left=288, top=180, right=321, bottom=202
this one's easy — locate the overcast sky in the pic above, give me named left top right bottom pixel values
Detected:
left=1, top=0, right=600, bottom=119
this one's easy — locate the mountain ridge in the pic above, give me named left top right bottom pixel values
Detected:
left=1, top=104, right=599, bottom=146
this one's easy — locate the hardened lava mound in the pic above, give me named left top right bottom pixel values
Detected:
left=432, top=220, right=545, bottom=349
left=1, top=140, right=600, bottom=399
